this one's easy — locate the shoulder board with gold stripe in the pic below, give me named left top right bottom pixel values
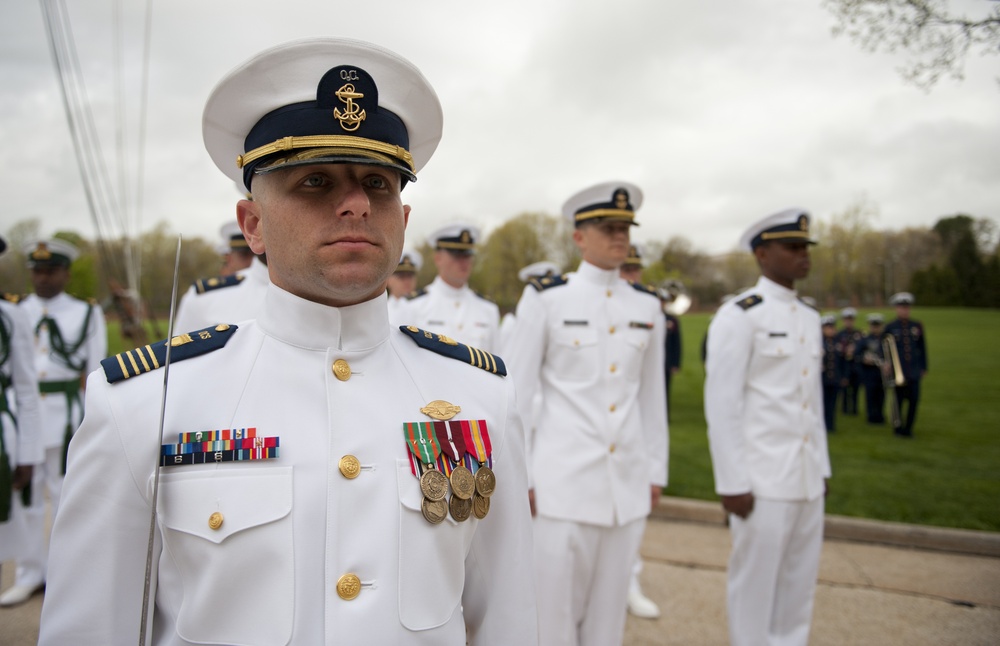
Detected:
left=405, top=287, right=427, bottom=300
left=736, top=295, right=763, bottom=311
left=101, top=324, right=238, bottom=383
left=629, top=282, right=659, bottom=298
left=399, top=325, right=506, bottom=377
left=193, top=274, right=244, bottom=295
left=528, top=274, right=568, bottom=292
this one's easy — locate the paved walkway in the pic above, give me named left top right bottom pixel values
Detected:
left=4, top=498, right=999, bottom=644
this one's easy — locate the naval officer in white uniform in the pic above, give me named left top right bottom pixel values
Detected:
left=173, top=221, right=270, bottom=333
left=387, top=247, right=422, bottom=325
left=1, top=239, right=107, bottom=608
left=40, top=37, right=537, bottom=646
left=704, top=208, right=831, bottom=646
left=0, top=235, right=44, bottom=579
left=400, top=224, right=500, bottom=351
left=506, top=182, right=668, bottom=646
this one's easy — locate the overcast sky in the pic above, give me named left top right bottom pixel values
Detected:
left=2, top=0, right=997, bottom=256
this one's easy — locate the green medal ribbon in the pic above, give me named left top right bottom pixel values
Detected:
left=403, top=421, right=442, bottom=465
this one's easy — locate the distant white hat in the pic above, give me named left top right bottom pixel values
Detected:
left=840, top=307, right=857, bottom=319
left=562, top=181, right=643, bottom=227
left=867, top=313, right=884, bottom=324
left=203, top=38, right=443, bottom=193
left=429, top=223, right=481, bottom=255
left=219, top=221, right=250, bottom=251
left=396, top=247, right=423, bottom=273
left=821, top=313, right=837, bottom=326
left=889, top=292, right=915, bottom=306
left=739, top=207, right=816, bottom=252
left=517, top=261, right=560, bottom=283
left=24, top=239, right=80, bottom=267
left=623, top=242, right=645, bottom=267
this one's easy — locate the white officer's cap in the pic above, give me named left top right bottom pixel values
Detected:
left=24, top=239, right=80, bottom=268
left=841, top=307, right=857, bottom=319
left=219, top=221, right=250, bottom=251
left=396, top=248, right=423, bottom=274
left=204, top=38, right=443, bottom=193
left=429, top=223, right=481, bottom=255
left=517, top=261, right=560, bottom=283
left=821, top=313, right=837, bottom=326
left=562, top=181, right=643, bottom=228
left=623, top=242, right=645, bottom=268
left=867, top=313, right=884, bottom=324
left=889, top=292, right=915, bottom=306
left=739, top=208, right=817, bottom=252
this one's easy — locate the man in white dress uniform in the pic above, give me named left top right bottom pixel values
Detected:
left=0, top=238, right=106, bottom=608
left=0, top=234, right=44, bottom=580
left=401, top=223, right=500, bottom=352
left=506, top=182, right=668, bottom=646
left=387, top=247, right=422, bottom=325
left=39, top=37, right=537, bottom=645
left=173, top=220, right=270, bottom=333
left=704, top=208, right=831, bottom=646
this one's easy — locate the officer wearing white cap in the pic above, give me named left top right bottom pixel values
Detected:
left=2, top=239, right=107, bottom=608
left=400, top=223, right=501, bottom=352
left=884, top=292, right=927, bottom=437
left=619, top=242, right=645, bottom=284
left=499, top=261, right=561, bottom=355
left=40, top=38, right=536, bottom=645
left=704, top=208, right=830, bottom=646
left=506, top=181, right=668, bottom=646
left=856, top=313, right=887, bottom=424
left=835, top=307, right=863, bottom=417
left=0, top=235, right=44, bottom=587
left=386, top=246, right=422, bottom=324
left=172, top=220, right=271, bottom=333
left=218, top=219, right=256, bottom=276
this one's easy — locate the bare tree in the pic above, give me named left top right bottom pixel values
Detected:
left=823, top=0, right=1000, bottom=89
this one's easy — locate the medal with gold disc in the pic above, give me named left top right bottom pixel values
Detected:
left=463, top=420, right=496, bottom=500
left=403, top=422, right=448, bottom=502
left=429, top=415, right=475, bottom=502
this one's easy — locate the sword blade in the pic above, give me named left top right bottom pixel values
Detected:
left=139, top=235, right=182, bottom=645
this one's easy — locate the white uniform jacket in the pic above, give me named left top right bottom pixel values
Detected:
left=20, top=292, right=107, bottom=448
left=505, top=261, right=668, bottom=527
left=704, top=276, right=831, bottom=501
left=0, top=300, right=43, bottom=467
left=173, top=256, right=270, bottom=333
left=399, top=276, right=500, bottom=352
left=39, top=286, right=537, bottom=646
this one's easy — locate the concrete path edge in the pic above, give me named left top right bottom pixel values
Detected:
left=653, top=495, right=1000, bottom=558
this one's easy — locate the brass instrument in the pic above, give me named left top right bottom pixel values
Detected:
left=881, top=334, right=905, bottom=430
left=659, top=280, right=691, bottom=316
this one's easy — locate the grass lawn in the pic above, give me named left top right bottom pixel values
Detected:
left=108, top=308, right=1000, bottom=531
left=664, top=307, right=1000, bottom=532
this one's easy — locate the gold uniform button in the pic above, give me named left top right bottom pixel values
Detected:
left=208, top=512, right=224, bottom=530
left=606, top=290, right=612, bottom=297
left=215, top=324, right=230, bottom=332
left=332, top=359, right=352, bottom=381
left=609, top=443, right=616, bottom=453
left=610, top=364, right=617, bottom=373
left=337, top=573, right=362, bottom=600
left=339, top=455, right=361, bottom=479
left=609, top=326, right=616, bottom=334
left=609, top=403, right=617, bottom=412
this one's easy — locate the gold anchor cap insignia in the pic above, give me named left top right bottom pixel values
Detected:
left=614, top=189, right=629, bottom=210
left=798, top=214, right=808, bottom=231
left=421, top=400, right=462, bottom=421
left=333, top=82, right=366, bottom=131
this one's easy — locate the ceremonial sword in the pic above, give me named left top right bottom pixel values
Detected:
left=139, top=235, right=182, bottom=646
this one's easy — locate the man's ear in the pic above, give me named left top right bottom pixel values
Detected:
left=237, top=199, right=265, bottom=255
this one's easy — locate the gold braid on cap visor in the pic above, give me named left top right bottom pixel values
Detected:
left=236, top=135, right=414, bottom=173
left=574, top=208, right=635, bottom=223
left=760, top=230, right=811, bottom=241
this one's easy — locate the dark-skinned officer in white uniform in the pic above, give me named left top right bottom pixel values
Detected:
left=39, top=37, right=537, bottom=645
left=0, top=234, right=44, bottom=581
left=704, top=208, right=831, bottom=646
left=506, top=182, right=668, bottom=646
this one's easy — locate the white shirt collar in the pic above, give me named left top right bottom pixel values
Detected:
left=257, top=283, right=389, bottom=351
left=575, top=260, right=621, bottom=287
